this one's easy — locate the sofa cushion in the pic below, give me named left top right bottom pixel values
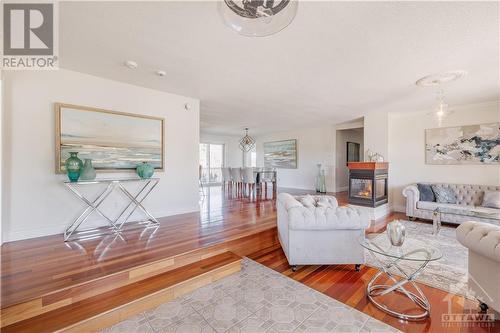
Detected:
left=287, top=206, right=370, bottom=231
left=316, top=196, right=339, bottom=209
left=417, top=183, right=435, bottom=202
left=470, top=206, right=500, bottom=215
left=432, top=185, right=457, bottom=204
left=416, top=201, right=471, bottom=212
left=482, top=191, right=500, bottom=209
left=277, top=193, right=304, bottom=210
left=300, top=195, right=316, bottom=209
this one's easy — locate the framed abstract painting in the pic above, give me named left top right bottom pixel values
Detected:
left=425, top=122, right=499, bottom=165
left=263, top=139, right=297, bottom=169
left=55, top=103, right=164, bottom=172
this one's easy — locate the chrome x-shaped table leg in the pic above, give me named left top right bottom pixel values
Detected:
left=64, top=182, right=117, bottom=241
left=114, top=179, right=160, bottom=230
left=366, top=246, right=432, bottom=320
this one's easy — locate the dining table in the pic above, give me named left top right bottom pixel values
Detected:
left=254, top=169, right=277, bottom=194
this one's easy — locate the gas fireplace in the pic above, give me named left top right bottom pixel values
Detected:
left=347, top=162, right=388, bottom=207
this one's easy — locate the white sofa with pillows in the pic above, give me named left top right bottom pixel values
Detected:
left=277, top=193, right=370, bottom=270
left=403, top=183, right=500, bottom=225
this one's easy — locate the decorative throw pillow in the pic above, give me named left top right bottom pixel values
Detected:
left=300, top=195, right=316, bottom=208
left=431, top=186, right=457, bottom=204
left=482, top=191, right=500, bottom=209
left=417, top=183, right=435, bottom=202
left=316, top=197, right=332, bottom=208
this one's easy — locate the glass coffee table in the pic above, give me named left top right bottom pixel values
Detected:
left=432, top=206, right=500, bottom=235
left=359, top=235, right=442, bottom=320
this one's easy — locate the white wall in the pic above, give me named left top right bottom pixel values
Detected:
left=389, top=101, right=500, bottom=212
left=3, top=69, right=200, bottom=242
left=256, top=126, right=335, bottom=191
left=364, top=112, right=389, bottom=160
left=335, top=128, right=364, bottom=191
left=200, top=132, right=242, bottom=167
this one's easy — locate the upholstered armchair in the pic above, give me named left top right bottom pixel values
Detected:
left=456, top=221, right=500, bottom=315
left=277, top=193, right=370, bottom=271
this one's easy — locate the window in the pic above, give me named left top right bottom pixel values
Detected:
left=199, top=143, right=225, bottom=184
left=243, top=146, right=257, bottom=167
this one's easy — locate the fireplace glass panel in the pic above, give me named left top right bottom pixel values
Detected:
left=375, top=178, right=387, bottom=199
left=350, top=179, right=372, bottom=198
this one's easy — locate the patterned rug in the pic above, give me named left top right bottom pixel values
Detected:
left=101, top=258, right=401, bottom=333
left=365, top=220, right=472, bottom=298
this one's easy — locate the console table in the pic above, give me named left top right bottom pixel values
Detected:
left=63, top=178, right=160, bottom=241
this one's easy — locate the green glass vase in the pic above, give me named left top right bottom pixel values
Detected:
left=65, top=152, right=83, bottom=182
left=136, top=162, right=154, bottom=179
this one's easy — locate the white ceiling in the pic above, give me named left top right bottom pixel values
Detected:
left=59, top=1, right=500, bottom=136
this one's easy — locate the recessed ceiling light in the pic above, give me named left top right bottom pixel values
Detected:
left=415, top=70, right=467, bottom=87
left=156, top=70, right=166, bottom=77
left=124, top=60, right=138, bottom=69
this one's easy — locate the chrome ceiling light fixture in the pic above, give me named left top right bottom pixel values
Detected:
left=416, top=70, right=467, bottom=126
left=239, top=128, right=256, bottom=152
left=218, top=0, right=298, bottom=37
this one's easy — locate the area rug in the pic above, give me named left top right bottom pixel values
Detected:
left=364, top=220, right=472, bottom=298
left=101, top=258, right=401, bottom=333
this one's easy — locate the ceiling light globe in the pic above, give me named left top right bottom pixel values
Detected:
left=218, top=0, right=298, bottom=37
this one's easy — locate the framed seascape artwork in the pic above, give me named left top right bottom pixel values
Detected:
left=55, top=103, right=164, bottom=172
left=263, top=139, right=297, bottom=169
left=425, top=122, right=499, bottom=165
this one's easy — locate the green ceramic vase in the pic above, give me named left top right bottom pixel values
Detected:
left=65, top=152, right=83, bottom=182
left=136, top=162, right=154, bottom=179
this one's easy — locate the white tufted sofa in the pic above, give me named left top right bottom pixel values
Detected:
left=277, top=193, right=370, bottom=269
left=403, top=183, right=500, bottom=225
left=456, top=221, right=500, bottom=315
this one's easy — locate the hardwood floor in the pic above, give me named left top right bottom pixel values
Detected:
left=1, top=186, right=498, bottom=332
left=2, top=252, right=242, bottom=333
left=0, top=186, right=277, bottom=319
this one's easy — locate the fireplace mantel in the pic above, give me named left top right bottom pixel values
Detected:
left=347, top=162, right=389, bottom=170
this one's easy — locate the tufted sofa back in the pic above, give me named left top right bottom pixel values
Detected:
left=276, top=193, right=370, bottom=230
left=419, top=183, right=500, bottom=206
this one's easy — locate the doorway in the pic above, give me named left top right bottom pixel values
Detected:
left=335, top=127, right=364, bottom=192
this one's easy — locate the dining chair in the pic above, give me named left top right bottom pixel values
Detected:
left=241, top=167, right=256, bottom=196
left=230, top=167, right=243, bottom=194
left=260, top=168, right=277, bottom=196
left=221, top=167, right=232, bottom=191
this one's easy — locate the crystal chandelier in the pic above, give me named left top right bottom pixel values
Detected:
left=434, top=89, right=452, bottom=126
left=218, top=0, right=298, bottom=37
left=239, top=128, right=256, bottom=152
left=416, top=71, right=466, bottom=127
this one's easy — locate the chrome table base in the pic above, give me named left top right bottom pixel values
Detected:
left=63, top=178, right=160, bottom=241
left=366, top=249, right=432, bottom=320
